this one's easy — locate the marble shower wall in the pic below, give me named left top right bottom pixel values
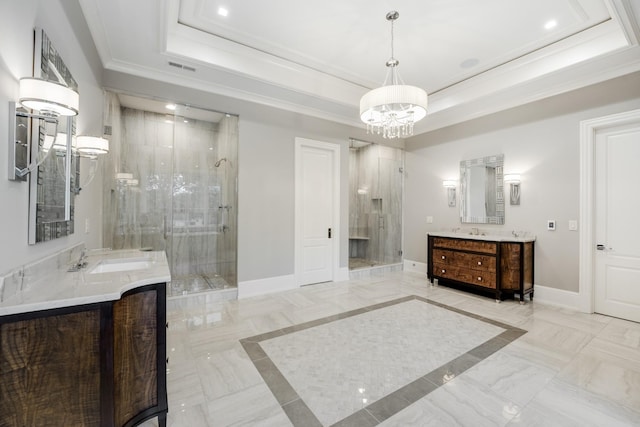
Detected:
left=349, top=144, right=403, bottom=266
left=102, top=94, right=238, bottom=287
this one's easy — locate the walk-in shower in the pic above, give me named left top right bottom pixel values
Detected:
left=349, top=139, right=403, bottom=270
left=102, top=92, right=238, bottom=296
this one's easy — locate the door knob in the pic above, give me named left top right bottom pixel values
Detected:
left=596, top=244, right=605, bottom=251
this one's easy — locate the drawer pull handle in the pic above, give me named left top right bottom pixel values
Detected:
left=477, top=261, right=482, bottom=266
left=441, top=255, right=446, bottom=260
left=477, top=276, right=482, bottom=281
left=441, top=269, right=446, bottom=273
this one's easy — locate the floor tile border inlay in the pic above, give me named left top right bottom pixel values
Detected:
left=240, top=295, right=527, bottom=427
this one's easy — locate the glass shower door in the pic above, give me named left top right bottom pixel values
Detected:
left=167, top=107, right=238, bottom=295
left=103, top=92, right=238, bottom=297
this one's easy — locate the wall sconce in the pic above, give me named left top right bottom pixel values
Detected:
left=504, top=174, right=521, bottom=205
left=443, top=180, right=457, bottom=207
left=8, top=77, right=79, bottom=181
left=75, top=136, right=109, bottom=192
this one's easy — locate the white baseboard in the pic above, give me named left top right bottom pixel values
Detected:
left=238, top=274, right=297, bottom=299
left=335, top=267, right=350, bottom=282
left=403, top=259, right=428, bottom=275
left=533, top=285, right=583, bottom=312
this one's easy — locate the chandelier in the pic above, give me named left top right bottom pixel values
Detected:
left=360, top=11, right=428, bottom=139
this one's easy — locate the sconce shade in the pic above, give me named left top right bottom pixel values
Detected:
left=76, top=136, right=109, bottom=155
left=442, top=180, right=457, bottom=188
left=19, top=78, right=79, bottom=116
left=504, top=174, right=521, bottom=183
left=43, top=133, right=74, bottom=151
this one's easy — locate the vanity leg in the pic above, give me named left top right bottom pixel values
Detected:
left=159, top=413, right=167, bottom=427
left=530, top=290, right=534, bottom=301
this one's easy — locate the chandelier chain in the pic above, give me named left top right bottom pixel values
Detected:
left=390, top=17, right=394, bottom=62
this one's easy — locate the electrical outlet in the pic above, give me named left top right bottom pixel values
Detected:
left=547, top=220, right=556, bottom=231
left=569, top=220, right=578, bottom=231
left=426, top=216, right=433, bottom=224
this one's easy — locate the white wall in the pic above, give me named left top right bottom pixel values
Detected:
left=404, top=71, right=640, bottom=292
left=0, top=0, right=105, bottom=274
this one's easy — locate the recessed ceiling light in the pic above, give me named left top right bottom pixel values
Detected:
left=218, top=7, right=228, bottom=17
left=544, top=20, right=557, bottom=30
left=166, top=103, right=176, bottom=111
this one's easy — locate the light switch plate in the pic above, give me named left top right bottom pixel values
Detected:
left=569, top=220, right=578, bottom=231
left=426, top=216, right=433, bottom=224
left=547, top=220, right=556, bottom=231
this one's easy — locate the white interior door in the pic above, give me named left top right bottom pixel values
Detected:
left=295, top=139, right=338, bottom=286
left=594, top=123, right=640, bottom=322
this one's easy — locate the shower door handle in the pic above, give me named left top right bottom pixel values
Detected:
left=328, top=228, right=332, bottom=239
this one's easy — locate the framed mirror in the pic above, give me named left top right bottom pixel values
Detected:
left=460, top=154, right=504, bottom=224
left=28, top=28, right=79, bottom=244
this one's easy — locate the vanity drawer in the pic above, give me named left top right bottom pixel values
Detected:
left=432, top=238, right=497, bottom=255
left=432, top=263, right=497, bottom=289
left=433, top=249, right=496, bottom=272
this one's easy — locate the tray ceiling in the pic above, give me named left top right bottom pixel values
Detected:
left=79, top=0, right=640, bottom=134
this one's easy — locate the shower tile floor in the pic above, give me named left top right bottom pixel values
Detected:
left=169, top=274, right=235, bottom=297
left=349, top=257, right=383, bottom=270
left=141, top=271, right=640, bottom=426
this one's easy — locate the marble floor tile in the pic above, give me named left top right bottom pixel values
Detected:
left=464, top=349, right=557, bottom=407
left=259, top=299, right=505, bottom=426
left=205, top=383, right=293, bottom=427
left=166, top=362, right=207, bottom=411
left=379, top=375, right=519, bottom=427
left=528, top=305, right=611, bottom=335
left=195, top=342, right=264, bottom=401
left=515, top=318, right=594, bottom=362
left=598, top=317, right=640, bottom=350
left=511, top=378, right=640, bottom=427
left=187, top=322, right=256, bottom=356
left=556, top=338, right=640, bottom=411
left=155, top=271, right=640, bottom=426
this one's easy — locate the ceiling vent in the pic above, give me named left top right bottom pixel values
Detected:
left=168, top=61, right=196, bottom=72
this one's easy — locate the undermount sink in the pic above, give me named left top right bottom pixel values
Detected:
left=89, top=257, right=152, bottom=274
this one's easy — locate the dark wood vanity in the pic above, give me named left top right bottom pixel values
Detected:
left=428, top=234, right=534, bottom=302
left=0, top=283, right=167, bottom=427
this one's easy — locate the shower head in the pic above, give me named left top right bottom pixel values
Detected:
left=214, top=158, right=227, bottom=167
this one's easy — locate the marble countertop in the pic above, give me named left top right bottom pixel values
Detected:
left=0, top=249, right=171, bottom=316
left=427, top=231, right=536, bottom=243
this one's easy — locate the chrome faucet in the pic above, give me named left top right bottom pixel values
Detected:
left=68, top=249, right=88, bottom=272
